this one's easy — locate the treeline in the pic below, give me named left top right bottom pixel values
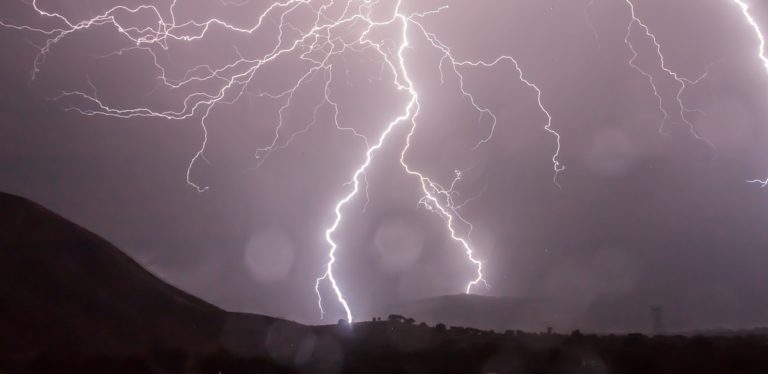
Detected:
left=4, top=316, right=768, bottom=373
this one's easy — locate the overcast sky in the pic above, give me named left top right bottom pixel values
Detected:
left=2, top=0, right=768, bottom=330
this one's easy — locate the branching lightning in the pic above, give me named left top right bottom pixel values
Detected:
left=2, top=0, right=561, bottom=323
left=618, top=0, right=712, bottom=146
left=5, top=0, right=768, bottom=325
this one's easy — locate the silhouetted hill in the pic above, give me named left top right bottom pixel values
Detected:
left=0, top=192, right=223, bottom=355
left=4, top=192, right=768, bottom=373
left=378, top=294, right=559, bottom=332
left=377, top=293, right=656, bottom=333
left=0, top=192, right=307, bottom=358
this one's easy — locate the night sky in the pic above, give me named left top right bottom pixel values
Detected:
left=2, top=0, right=768, bottom=330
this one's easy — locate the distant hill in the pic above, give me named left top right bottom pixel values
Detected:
left=376, top=294, right=569, bottom=333
left=0, top=192, right=307, bottom=358
left=375, top=293, right=654, bottom=333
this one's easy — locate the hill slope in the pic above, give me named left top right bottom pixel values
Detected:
left=0, top=192, right=265, bottom=356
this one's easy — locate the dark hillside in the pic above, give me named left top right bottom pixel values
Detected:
left=0, top=192, right=224, bottom=355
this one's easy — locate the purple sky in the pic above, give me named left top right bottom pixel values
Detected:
left=2, top=0, right=768, bottom=330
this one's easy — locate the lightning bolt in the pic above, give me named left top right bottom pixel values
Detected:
left=314, top=5, right=417, bottom=323
left=619, top=0, right=712, bottom=146
left=733, top=0, right=768, bottom=75
left=2, top=0, right=563, bottom=323
left=731, top=0, right=768, bottom=187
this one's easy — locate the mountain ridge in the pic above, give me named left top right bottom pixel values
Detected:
left=0, top=191, right=302, bottom=357
left=373, top=292, right=657, bottom=333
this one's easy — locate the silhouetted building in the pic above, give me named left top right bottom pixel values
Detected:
left=651, top=306, right=666, bottom=334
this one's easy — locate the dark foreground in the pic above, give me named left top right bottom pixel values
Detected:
left=4, top=321, right=768, bottom=373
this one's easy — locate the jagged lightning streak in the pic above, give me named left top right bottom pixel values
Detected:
left=2, top=0, right=564, bottom=323
left=458, top=56, right=563, bottom=188
left=733, top=0, right=768, bottom=187
left=315, top=7, right=418, bottom=323
left=397, top=12, right=564, bottom=295
left=621, top=0, right=711, bottom=145
left=414, top=19, right=563, bottom=187
left=733, top=0, right=768, bottom=75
